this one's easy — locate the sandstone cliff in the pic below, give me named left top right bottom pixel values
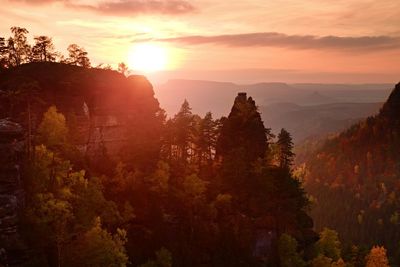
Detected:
left=0, top=119, right=25, bottom=266
left=0, top=62, right=163, bottom=170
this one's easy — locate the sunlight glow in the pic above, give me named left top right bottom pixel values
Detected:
left=128, top=43, right=168, bottom=72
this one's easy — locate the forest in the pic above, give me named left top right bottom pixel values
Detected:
left=0, top=26, right=397, bottom=267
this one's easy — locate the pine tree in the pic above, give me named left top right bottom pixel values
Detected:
left=173, top=99, right=195, bottom=162
left=31, top=36, right=57, bottom=62
left=7, top=26, right=31, bottom=66
left=277, top=128, right=295, bottom=169
left=66, top=44, right=91, bottom=68
left=278, top=234, right=306, bottom=267
left=195, top=112, right=219, bottom=168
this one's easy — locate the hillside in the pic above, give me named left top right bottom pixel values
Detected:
left=262, top=102, right=382, bottom=142
left=301, top=82, right=400, bottom=263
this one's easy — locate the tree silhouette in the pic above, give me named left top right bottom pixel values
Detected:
left=8, top=26, right=30, bottom=66
left=173, top=99, right=195, bottom=162
left=31, top=36, right=57, bottom=62
left=194, top=112, right=219, bottom=168
left=66, top=44, right=91, bottom=68
left=118, top=62, right=129, bottom=76
left=277, top=128, right=295, bottom=170
left=0, top=37, right=7, bottom=68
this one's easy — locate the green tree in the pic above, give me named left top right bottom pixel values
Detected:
left=310, top=255, right=333, bottom=267
left=278, top=233, right=306, bottom=267
left=148, top=161, right=170, bottom=195
left=315, top=228, right=342, bottom=261
left=26, top=144, right=125, bottom=267
left=183, top=173, right=207, bottom=203
left=277, top=128, right=295, bottom=169
left=31, top=192, right=74, bottom=267
left=365, top=246, right=390, bottom=267
left=37, top=106, right=68, bottom=148
left=140, top=247, right=172, bottom=267
left=68, top=217, right=129, bottom=267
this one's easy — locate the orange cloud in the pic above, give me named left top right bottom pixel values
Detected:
left=10, top=0, right=196, bottom=15
left=142, top=32, right=400, bottom=52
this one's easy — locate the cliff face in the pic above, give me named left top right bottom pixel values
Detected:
left=0, top=62, right=162, bottom=167
left=0, top=119, right=24, bottom=266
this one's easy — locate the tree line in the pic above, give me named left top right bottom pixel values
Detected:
left=0, top=26, right=129, bottom=72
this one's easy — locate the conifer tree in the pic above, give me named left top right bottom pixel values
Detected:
left=7, top=26, right=31, bottom=66
left=195, top=112, right=219, bottom=168
left=173, top=99, right=195, bottom=162
left=277, top=128, right=295, bottom=169
left=31, top=36, right=57, bottom=62
left=66, top=44, right=91, bottom=68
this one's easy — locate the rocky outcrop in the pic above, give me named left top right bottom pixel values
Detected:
left=0, top=62, right=162, bottom=167
left=0, top=62, right=163, bottom=264
left=0, top=119, right=24, bottom=266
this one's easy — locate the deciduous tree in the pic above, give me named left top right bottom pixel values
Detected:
left=365, top=246, right=390, bottom=267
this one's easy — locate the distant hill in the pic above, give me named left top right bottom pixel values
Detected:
left=262, top=102, right=382, bottom=142
left=155, top=79, right=391, bottom=142
left=300, top=82, right=400, bottom=263
left=155, top=79, right=392, bottom=116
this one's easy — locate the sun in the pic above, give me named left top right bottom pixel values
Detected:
left=128, top=43, right=168, bottom=72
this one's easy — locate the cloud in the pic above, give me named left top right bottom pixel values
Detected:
left=73, top=0, right=196, bottom=15
left=9, top=0, right=195, bottom=15
left=9, top=0, right=63, bottom=4
left=145, top=32, right=400, bottom=51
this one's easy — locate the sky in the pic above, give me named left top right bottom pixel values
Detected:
left=1, top=0, right=400, bottom=83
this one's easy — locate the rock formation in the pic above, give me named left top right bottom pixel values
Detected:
left=0, top=119, right=24, bottom=266
left=0, top=62, right=162, bottom=169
